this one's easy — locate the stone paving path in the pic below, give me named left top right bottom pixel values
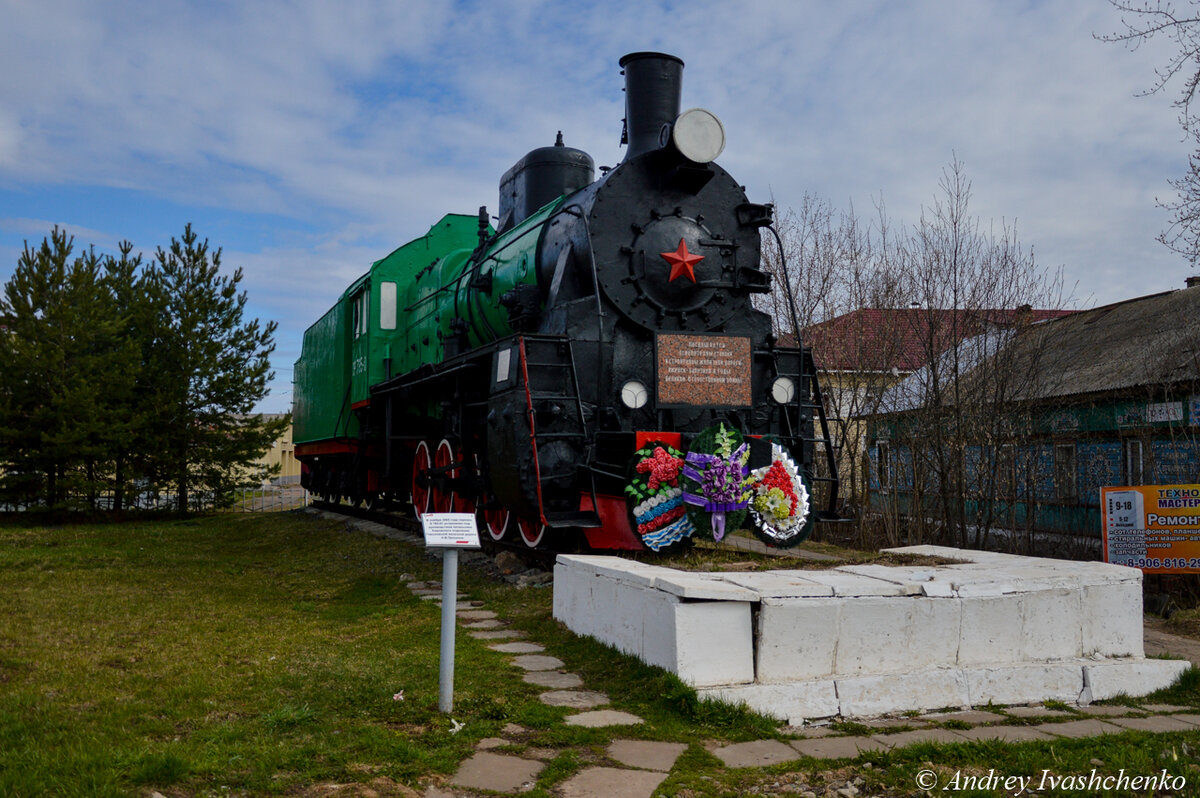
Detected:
left=402, top=575, right=1200, bottom=797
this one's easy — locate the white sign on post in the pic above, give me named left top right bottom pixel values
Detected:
left=421, top=512, right=482, bottom=549
left=420, top=512, right=481, bottom=714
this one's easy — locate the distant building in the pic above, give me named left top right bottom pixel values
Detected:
left=250, top=414, right=300, bottom=485
left=864, top=280, right=1200, bottom=551
left=794, top=306, right=1070, bottom=506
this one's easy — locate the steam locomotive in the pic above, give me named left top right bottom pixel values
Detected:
left=293, top=52, right=837, bottom=550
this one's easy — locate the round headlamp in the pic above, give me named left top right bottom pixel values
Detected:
left=671, top=108, right=725, bottom=164
left=770, top=376, right=796, bottom=405
left=620, top=380, right=649, bottom=410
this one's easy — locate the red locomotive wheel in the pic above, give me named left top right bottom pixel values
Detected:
left=484, top=503, right=509, bottom=540
left=516, top=515, right=546, bottom=548
left=454, top=452, right=477, bottom=515
left=411, top=441, right=432, bottom=520
left=432, top=439, right=456, bottom=514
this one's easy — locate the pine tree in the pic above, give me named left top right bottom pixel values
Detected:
left=0, top=228, right=133, bottom=508
left=142, top=224, right=288, bottom=511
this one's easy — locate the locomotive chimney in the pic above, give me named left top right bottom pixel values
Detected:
left=619, top=51, right=684, bottom=161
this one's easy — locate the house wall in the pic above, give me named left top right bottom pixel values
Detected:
left=866, top=392, right=1200, bottom=545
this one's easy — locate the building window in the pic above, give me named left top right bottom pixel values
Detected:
left=1124, top=439, right=1145, bottom=485
left=876, top=440, right=892, bottom=490
left=1054, top=443, right=1077, bottom=502
left=998, top=444, right=1015, bottom=499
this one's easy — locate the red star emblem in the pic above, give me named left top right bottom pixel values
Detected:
left=660, top=238, right=704, bottom=283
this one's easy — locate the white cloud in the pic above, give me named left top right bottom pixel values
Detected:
left=2, top=0, right=1198, bottom=412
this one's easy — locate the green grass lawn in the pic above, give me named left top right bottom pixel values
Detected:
left=0, top=513, right=554, bottom=796
left=4, top=512, right=1200, bottom=797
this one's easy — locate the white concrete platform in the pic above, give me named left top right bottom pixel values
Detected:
left=552, top=546, right=1191, bottom=723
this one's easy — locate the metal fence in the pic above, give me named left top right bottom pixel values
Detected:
left=226, top=484, right=311, bottom=513
left=0, top=484, right=311, bottom=514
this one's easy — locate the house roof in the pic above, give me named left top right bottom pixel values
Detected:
left=793, top=307, right=1071, bottom=373
left=1006, top=286, right=1200, bottom=401
left=872, top=284, right=1200, bottom=414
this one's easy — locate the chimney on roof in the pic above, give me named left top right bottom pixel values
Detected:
left=1187, top=275, right=1200, bottom=289
left=1016, top=303, right=1033, bottom=325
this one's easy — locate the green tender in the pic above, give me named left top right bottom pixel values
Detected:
left=294, top=199, right=561, bottom=446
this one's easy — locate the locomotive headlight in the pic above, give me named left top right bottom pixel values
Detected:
left=671, top=108, right=725, bottom=164
left=770, top=376, right=796, bottom=405
left=620, top=380, right=650, bottom=410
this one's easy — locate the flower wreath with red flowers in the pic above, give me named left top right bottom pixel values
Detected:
left=745, top=442, right=812, bottom=545
left=624, top=441, right=695, bottom=551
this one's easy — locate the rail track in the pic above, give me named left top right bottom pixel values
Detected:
left=309, top=499, right=563, bottom=572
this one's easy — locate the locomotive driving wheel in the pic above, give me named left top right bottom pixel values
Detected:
left=433, top=439, right=457, bottom=514
left=411, top=440, right=432, bottom=520
left=516, top=515, right=546, bottom=548
left=484, top=505, right=510, bottom=540
left=452, top=445, right=477, bottom=515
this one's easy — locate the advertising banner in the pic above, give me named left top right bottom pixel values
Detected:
left=1102, top=485, right=1200, bottom=573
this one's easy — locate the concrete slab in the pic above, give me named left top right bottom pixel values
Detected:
left=922, top=709, right=1006, bottom=725
left=952, top=725, right=1057, bottom=742
left=1036, top=719, right=1124, bottom=738
left=511, top=654, right=565, bottom=671
left=1084, top=659, right=1191, bottom=701
left=836, top=670, right=969, bottom=717
left=523, top=671, right=584, bottom=688
left=456, top=609, right=497, bottom=621
left=468, top=629, right=523, bottom=640
left=792, top=725, right=838, bottom=737
left=1106, top=715, right=1200, bottom=733
left=607, top=740, right=687, bottom=772
left=789, top=736, right=888, bottom=759
left=462, top=619, right=503, bottom=629
left=790, top=570, right=916, bottom=597
left=1141, top=704, right=1194, bottom=712
left=698, top=681, right=840, bottom=723
left=723, top=572, right=835, bottom=597
left=554, top=546, right=1173, bottom=719
left=564, top=710, right=644, bottom=728
left=449, top=751, right=542, bottom=792
left=711, top=739, right=800, bottom=768
left=558, top=767, right=666, bottom=798
left=1076, top=704, right=1142, bottom=717
left=872, top=728, right=971, bottom=748
left=1003, top=705, right=1075, bottom=718
left=756, top=598, right=840, bottom=680
left=860, top=717, right=923, bottom=730
left=651, top=572, right=759, bottom=601
left=539, top=690, right=609, bottom=709
left=965, top=662, right=1084, bottom=707
left=488, top=642, right=544, bottom=654
left=674, top=600, right=754, bottom=686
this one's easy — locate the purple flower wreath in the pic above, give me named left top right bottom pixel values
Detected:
left=680, top=423, right=750, bottom=542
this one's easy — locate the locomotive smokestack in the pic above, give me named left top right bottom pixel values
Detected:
left=619, top=52, right=683, bottom=161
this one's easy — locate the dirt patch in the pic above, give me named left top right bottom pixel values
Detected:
left=1146, top=616, right=1200, bottom=666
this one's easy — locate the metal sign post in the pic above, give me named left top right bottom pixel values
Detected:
left=421, top=513, right=482, bottom=713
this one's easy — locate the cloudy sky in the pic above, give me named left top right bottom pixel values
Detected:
left=1, top=0, right=1194, bottom=412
